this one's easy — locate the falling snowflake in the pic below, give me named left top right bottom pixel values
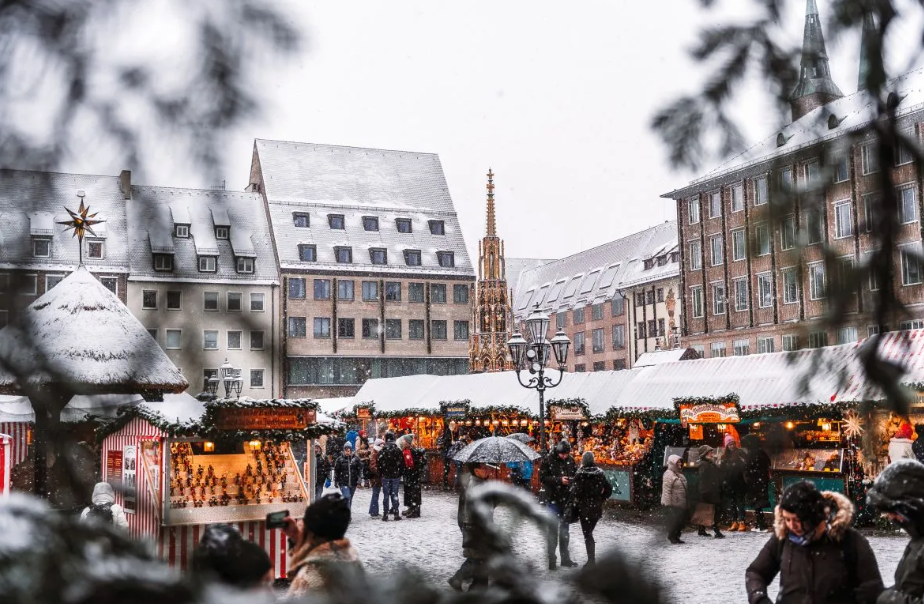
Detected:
left=843, top=411, right=864, bottom=439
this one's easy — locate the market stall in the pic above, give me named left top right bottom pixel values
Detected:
left=98, top=396, right=339, bottom=578
left=1, top=432, right=10, bottom=496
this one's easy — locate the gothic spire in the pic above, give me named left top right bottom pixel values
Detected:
left=790, top=0, right=843, bottom=121
left=858, top=11, right=878, bottom=92
left=485, top=168, right=496, bottom=237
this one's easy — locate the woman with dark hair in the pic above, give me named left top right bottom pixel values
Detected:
left=192, top=524, right=273, bottom=591
left=745, top=481, right=884, bottom=604
left=284, top=493, right=363, bottom=596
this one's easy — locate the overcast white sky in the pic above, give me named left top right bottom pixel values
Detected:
left=66, top=0, right=924, bottom=264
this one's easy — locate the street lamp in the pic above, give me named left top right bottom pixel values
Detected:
left=507, top=305, right=571, bottom=453
left=218, top=359, right=243, bottom=399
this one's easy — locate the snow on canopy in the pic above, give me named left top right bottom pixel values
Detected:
left=315, top=397, right=357, bottom=416
left=634, top=348, right=701, bottom=368
left=353, top=330, right=924, bottom=416
left=137, top=392, right=205, bottom=424
left=0, top=266, right=187, bottom=395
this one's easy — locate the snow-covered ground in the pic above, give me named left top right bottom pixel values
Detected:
left=342, top=485, right=907, bottom=603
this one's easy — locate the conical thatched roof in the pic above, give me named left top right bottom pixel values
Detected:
left=0, top=266, right=187, bottom=395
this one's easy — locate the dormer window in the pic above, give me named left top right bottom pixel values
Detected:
left=429, top=220, right=445, bottom=235
left=175, top=224, right=190, bottom=238
left=293, top=213, right=310, bottom=228
left=236, top=257, right=254, bottom=274
left=298, top=244, right=317, bottom=262
left=437, top=251, right=455, bottom=268
left=86, top=239, right=105, bottom=260
left=657, top=255, right=667, bottom=267
left=198, top=256, right=217, bottom=273
left=363, top=216, right=379, bottom=231
left=369, top=248, right=387, bottom=265
left=643, top=259, right=654, bottom=270
left=33, top=238, right=51, bottom=258
left=671, top=252, right=680, bottom=263
left=215, top=226, right=229, bottom=240
left=153, top=254, right=174, bottom=272
left=396, top=218, right=412, bottom=233
left=329, top=214, right=345, bottom=230
left=334, top=246, right=352, bottom=263
left=404, top=249, right=422, bottom=266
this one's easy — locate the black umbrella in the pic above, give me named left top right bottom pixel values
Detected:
left=452, top=436, right=541, bottom=464
left=506, top=433, right=535, bottom=444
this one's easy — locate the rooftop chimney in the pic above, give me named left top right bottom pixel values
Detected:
left=119, top=170, right=131, bottom=200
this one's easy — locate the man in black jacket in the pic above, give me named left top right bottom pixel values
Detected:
left=868, top=459, right=924, bottom=604
left=314, top=443, right=331, bottom=500
left=333, top=442, right=361, bottom=508
left=377, top=431, right=404, bottom=521
left=539, top=440, right=577, bottom=570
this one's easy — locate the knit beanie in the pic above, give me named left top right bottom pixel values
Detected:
left=303, top=493, right=351, bottom=541
left=581, top=451, right=595, bottom=467
left=723, top=433, right=735, bottom=448
left=697, top=445, right=714, bottom=459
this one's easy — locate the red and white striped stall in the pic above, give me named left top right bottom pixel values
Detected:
left=100, top=396, right=319, bottom=579
left=0, top=395, right=33, bottom=473
left=0, top=433, right=11, bottom=495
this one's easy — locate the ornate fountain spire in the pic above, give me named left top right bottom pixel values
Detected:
left=485, top=168, right=497, bottom=237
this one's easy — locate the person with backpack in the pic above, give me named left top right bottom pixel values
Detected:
left=745, top=480, right=884, bottom=604
left=79, top=482, right=128, bottom=528
left=867, top=459, right=924, bottom=604
left=377, top=431, right=404, bottom=521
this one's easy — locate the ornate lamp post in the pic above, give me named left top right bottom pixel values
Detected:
left=219, top=359, right=242, bottom=398
left=507, top=305, right=571, bottom=453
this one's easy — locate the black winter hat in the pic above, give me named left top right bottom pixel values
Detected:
left=778, top=481, right=827, bottom=529
left=303, top=492, right=351, bottom=541
left=868, top=459, right=924, bottom=523
left=385, top=431, right=396, bottom=443
left=555, top=440, right=571, bottom=454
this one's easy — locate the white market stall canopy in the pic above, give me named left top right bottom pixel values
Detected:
left=0, top=392, right=204, bottom=424
left=352, top=330, right=924, bottom=416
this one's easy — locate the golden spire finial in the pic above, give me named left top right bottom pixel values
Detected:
left=57, top=192, right=105, bottom=265
left=485, top=168, right=496, bottom=237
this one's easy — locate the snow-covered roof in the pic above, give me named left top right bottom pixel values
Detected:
left=128, top=186, right=277, bottom=283
left=0, top=170, right=130, bottom=273
left=0, top=266, right=188, bottom=394
left=512, top=222, right=677, bottom=319
left=137, top=392, right=205, bottom=424
left=0, top=395, right=33, bottom=422
left=315, top=397, right=356, bottom=416
left=253, top=140, right=474, bottom=278
left=663, top=67, right=924, bottom=197
left=634, top=348, right=700, bottom=368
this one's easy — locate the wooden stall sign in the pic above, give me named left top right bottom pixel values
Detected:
left=679, top=402, right=740, bottom=425
left=215, top=407, right=316, bottom=431
left=443, top=405, right=468, bottom=418
left=551, top=406, right=586, bottom=421
left=355, top=407, right=372, bottom=419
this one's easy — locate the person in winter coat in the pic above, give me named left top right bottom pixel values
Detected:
left=368, top=439, right=384, bottom=518
left=661, top=454, right=688, bottom=544
left=540, top=439, right=578, bottom=569
left=399, top=434, right=425, bottom=518
left=742, top=434, right=772, bottom=533
left=746, top=481, right=884, bottom=604
left=447, top=436, right=468, bottom=488
left=889, top=422, right=916, bottom=464
left=867, top=459, right=924, bottom=604
left=377, top=431, right=404, bottom=521
left=570, top=452, right=613, bottom=567
left=448, top=463, right=493, bottom=591
left=192, top=524, right=273, bottom=592
left=722, top=434, right=748, bottom=531
left=694, top=445, right=725, bottom=539
left=284, top=493, right=363, bottom=597
left=315, top=444, right=332, bottom=500
left=79, top=482, right=129, bottom=528
left=333, top=442, right=361, bottom=508
left=356, top=439, right=371, bottom=487
left=507, top=459, right=534, bottom=491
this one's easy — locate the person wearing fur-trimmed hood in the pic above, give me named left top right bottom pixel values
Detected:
left=745, top=481, right=884, bottom=604
left=867, top=459, right=924, bottom=604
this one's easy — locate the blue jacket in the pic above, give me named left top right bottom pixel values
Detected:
left=506, top=460, right=533, bottom=480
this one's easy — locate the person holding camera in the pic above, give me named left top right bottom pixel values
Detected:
left=540, top=439, right=577, bottom=570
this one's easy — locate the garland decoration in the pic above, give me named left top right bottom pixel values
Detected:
left=672, top=394, right=740, bottom=409
left=546, top=397, right=591, bottom=417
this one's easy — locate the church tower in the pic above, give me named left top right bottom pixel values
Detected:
left=790, top=0, right=843, bottom=121
left=469, top=169, right=513, bottom=372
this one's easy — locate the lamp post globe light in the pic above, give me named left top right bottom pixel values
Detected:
left=507, top=305, right=571, bottom=454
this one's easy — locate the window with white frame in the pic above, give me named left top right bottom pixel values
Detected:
left=782, top=268, right=799, bottom=304
left=198, top=256, right=217, bottom=273
left=227, top=330, right=242, bottom=349
left=711, top=342, right=727, bottom=358
left=250, top=331, right=265, bottom=350
left=33, top=238, right=50, bottom=258
left=215, top=226, right=229, bottom=240
left=757, top=337, right=775, bottom=354
left=692, top=345, right=705, bottom=358
left=19, top=274, right=37, bottom=296
left=236, top=257, right=254, bottom=274
left=293, top=212, right=309, bottom=229
left=86, top=239, right=104, bottom=260
left=710, top=235, right=724, bottom=266
left=834, top=202, right=853, bottom=238
left=864, top=192, right=881, bottom=232
left=142, top=290, right=157, bottom=309
left=731, top=229, right=746, bottom=261
left=203, top=292, right=219, bottom=311
left=250, top=369, right=265, bottom=389
left=758, top=272, right=773, bottom=308
left=902, top=320, right=924, bottom=330
left=154, top=254, right=173, bottom=271
left=782, top=334, right=799, bottom=351
left=691, top=286, right=704, bottom=318
left=861, top=143, right=879, bottom=174
left=45, top=274, right=64, bottom=291
left=250, top=293, right=265, bottom=311
left=781, top=215, right=796, bottom=250
left=712, top=283, right=726, bottom=315
left=899, top=186, right=918, bottom=224
left=897, top=129, right=915, bottom=166
left=99, top=276, right=118, bottom=296
left=708, top=191, right=722, bottom=218
left=756, top=223, right=771, bottom=256
left=227, top=292, right=242, bottom=312
left=901, top=246, right=923, bottom=285
left=733, top=339, right=750, bottom=356
left=809, top=263, right=826, bottom=299
left=808, top=331, right=828, bottom=348
left=688, top=197, right=700, bottom=224
left=166, top=290, right=181, bottom=310
left=731, top=184, right=744, bottom=212
left=690, top=240, right=702, bottom=270
left=730, top=277, right=747, bottom=311
left=754, top=176, right=768, bottom=205
left=836, top=326, right=858, bottom=344
left=805, top=160, right=820, bottom=184
left=834, top=156, right=849, bottom=183
left=203, top=330, right=219, bottom=350
left=781, top=167, right=794, bottom=191
left=175, top=224, right=190, bottom=237
left=166, top=329, right=182, bottom=349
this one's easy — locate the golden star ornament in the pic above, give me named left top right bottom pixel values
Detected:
left=57, top=200, right=105, bottom=240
